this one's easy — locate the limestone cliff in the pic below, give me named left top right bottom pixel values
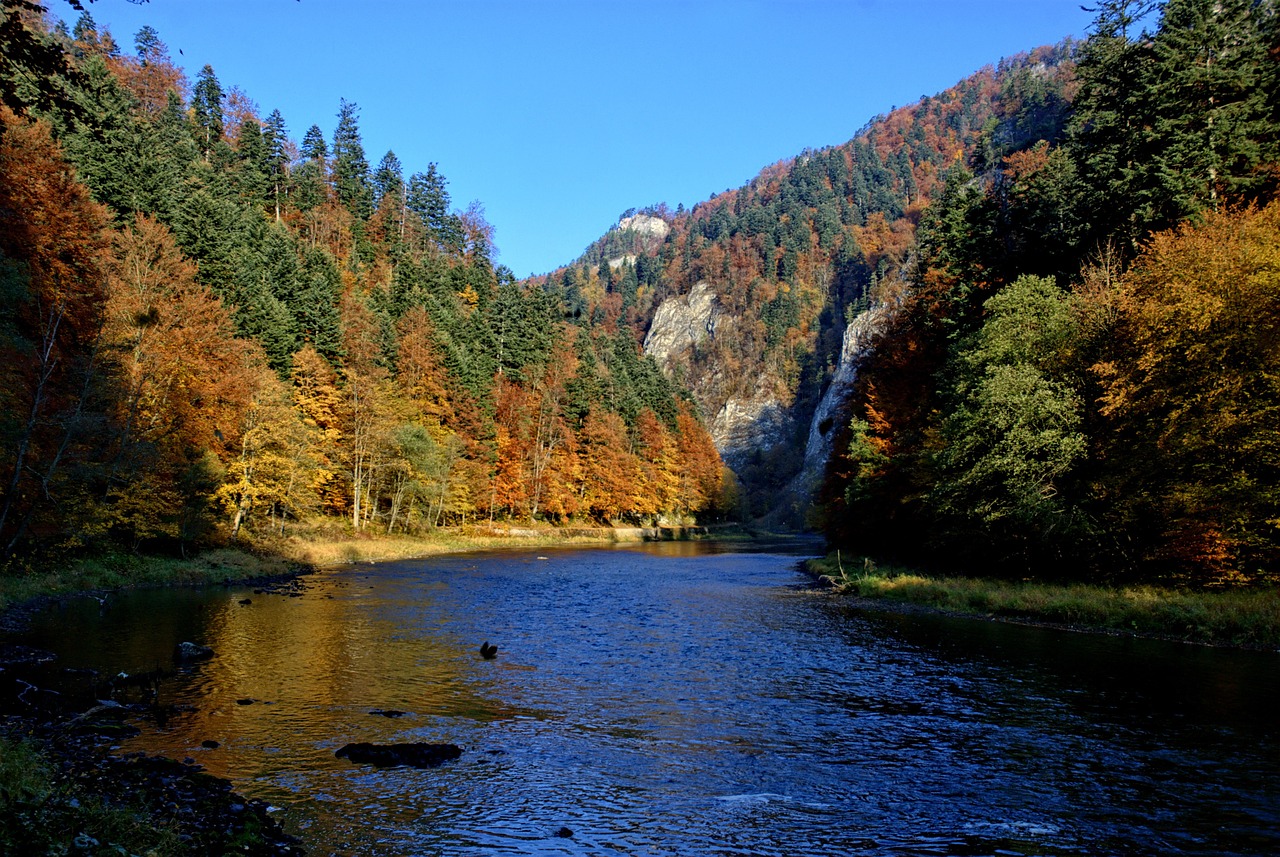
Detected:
left=783, top=305, right=887, bottom=510
left=643, top=283, right=793, bottom=472
left=642, top=281, right=720, bottom=370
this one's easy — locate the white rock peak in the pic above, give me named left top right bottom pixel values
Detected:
left=617, top=214, right=670, bottom=239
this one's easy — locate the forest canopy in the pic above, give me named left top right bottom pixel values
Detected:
left=821, top=0, right=1280, bottom=587
left=0, top=3, right=726, bottom=561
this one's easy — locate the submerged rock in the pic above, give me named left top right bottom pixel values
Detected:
left=335, top=742, right=461, bottom=768
left=174, top=642, right=214, bottom=662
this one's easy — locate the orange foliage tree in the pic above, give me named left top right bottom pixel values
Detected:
left=1096, top=203, right=1280, bottom=583
left=0, top=108, right=112, bottom=554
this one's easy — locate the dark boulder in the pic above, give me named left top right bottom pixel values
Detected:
left=335, top=742, right=461, bottom=768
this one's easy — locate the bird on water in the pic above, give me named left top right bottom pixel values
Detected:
left=480, top=642, right=498, bottom=660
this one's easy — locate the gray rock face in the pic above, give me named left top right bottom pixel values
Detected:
left=643, top=281, right=720, bottom=370
left=710, top=391, right=793, bottom=472
left=786, top=305, right=888, bottom=504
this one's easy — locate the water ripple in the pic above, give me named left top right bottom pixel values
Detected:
left=9, top=541, right=1280, bottom=856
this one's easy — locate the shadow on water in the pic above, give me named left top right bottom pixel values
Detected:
left=6, top=540, right=1279, bottom=856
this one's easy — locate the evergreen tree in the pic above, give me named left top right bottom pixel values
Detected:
left=234, top=118, right=270, bottom=207
left=191, top=63, right=224, bottom=160
left=407, top=163, right=454, bottom=250
left=133, top=25, right=161, bottom=62
left=300, top=123, right=327, bottom=161
left=61, top=57, right=187, bottom=223
left=294, top=124, right=328, bottom=211
left=331, top=98, right=373, bottom=220
left=263, top=108, right=289, bottom=221
left=373, top=149, right=404, bottom=209
left=297, top=248, right=345, bottom=363
left=1152, top=0, right=1278, bottom=212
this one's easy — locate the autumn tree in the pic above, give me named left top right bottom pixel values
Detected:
left=0, top=107, right=112, bottom=555
left=1097, top=203, right=1280, bottom=584
left=98, top=214, right=259, bottom=548
left=218, top=361, right=320, bottom=539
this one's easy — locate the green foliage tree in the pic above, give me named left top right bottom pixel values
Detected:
left=929, top=275, right=1089, bottom=570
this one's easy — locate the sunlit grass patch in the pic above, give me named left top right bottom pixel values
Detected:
left=807, top=553, right=1280, bottom=649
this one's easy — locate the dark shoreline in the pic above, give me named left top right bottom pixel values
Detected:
left=0, top=565, right=315, bottom=854
left=0, top=645, right=307, bottom=854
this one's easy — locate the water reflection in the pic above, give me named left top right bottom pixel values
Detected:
left=9, top=539, right=1280, bottom=856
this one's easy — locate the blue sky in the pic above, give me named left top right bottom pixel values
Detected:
left=72, top=1, right=1099, bottom=277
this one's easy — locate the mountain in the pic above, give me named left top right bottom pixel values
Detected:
left=539, top=42, right=1078, bottom=521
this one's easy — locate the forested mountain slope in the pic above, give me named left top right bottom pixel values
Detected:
left=539, top=42, right=1078, bottom=519
left=0, top=6, right=724, bottom=560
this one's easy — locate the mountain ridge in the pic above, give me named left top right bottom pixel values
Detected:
left=532, top=40, right=1079, bottom=519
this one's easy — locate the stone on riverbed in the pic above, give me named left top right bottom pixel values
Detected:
left=335, top=742, right=462, bottom=768
left=174, top=641, right=215, bottom=662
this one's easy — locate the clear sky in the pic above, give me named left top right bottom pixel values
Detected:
left=70, top=0, right=1099, bottom=278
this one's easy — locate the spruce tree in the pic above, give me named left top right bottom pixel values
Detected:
left=373, top=150, right=404, bottom=209
left=191, top=63, right=224, bottom=161
left=331, top=98, right=373, bottom=220
left=407, top=164, right=453, bottom=249
left=263, top=109, right=289, bottom=220
left=1152, top=0, right=1277, bottom=212
left=295, top=124, right=329, bottom=211
left=301, top=123, right=327, bottom=161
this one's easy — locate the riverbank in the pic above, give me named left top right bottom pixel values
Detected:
left=0, top=523, right=728, bottom=621
left=806, top=553, right=1280, bottom=651
left=0, top=523, right=730, bottom=855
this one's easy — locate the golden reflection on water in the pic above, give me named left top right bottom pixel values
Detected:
left=118, top=570, right=524, bottom=789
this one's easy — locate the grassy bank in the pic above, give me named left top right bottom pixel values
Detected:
left=0, top=548, right=296, bottom=617
left=807, top=553, right=1280, bottom=650
left=0, top=735, right=182, bottom=856
left=269, top=522, right=709, bottom=568
left=0, top=522, right=722, bottom=617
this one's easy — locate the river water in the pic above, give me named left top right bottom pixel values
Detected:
left=11, top=540, right=1280, bottom=856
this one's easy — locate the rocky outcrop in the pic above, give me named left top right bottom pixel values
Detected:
left=710, top=392, right=793, bottom=472
left=618, top=213, right=669, bottom=239
left=784, top=305, right=888, bottom=506
left=643, top=281, right=720, bottom=370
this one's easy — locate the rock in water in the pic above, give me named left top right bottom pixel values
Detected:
left=174, top=642, right=214, bottom=662
left=335, top=742, right=462, bottom=768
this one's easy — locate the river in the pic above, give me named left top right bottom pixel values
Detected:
left=10, top=540, right=1280, bottom=855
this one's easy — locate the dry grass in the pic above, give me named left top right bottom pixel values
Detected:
left=0, top=522, right=676, bottom=614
